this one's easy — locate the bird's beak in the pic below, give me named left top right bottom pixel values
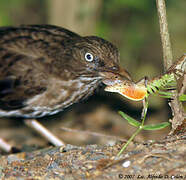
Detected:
left=116, top=66, right=132, bottom=81
left=99, top=66, right=132, bottom=86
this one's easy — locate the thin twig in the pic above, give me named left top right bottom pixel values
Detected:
left=156, top=0, right=173, bottom=70
left=179, top=74, right=186, bottom=95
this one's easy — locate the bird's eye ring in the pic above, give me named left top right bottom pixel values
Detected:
left=85, top=52, right=94, bottom=62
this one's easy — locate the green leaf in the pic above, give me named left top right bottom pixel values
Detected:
left=143, top=122, right=170, bottom=130
left=158, top=91, right=173, bottom=96
left=158, top=95, right=173, bottom=99
left=119, top=111, right=141, bottom=127
left=179, top=94, right=186, bottom=101
left=150, top=90, right=174, bottom=99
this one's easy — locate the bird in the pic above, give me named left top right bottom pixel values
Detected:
left=0, top=24, right=132, bottom=152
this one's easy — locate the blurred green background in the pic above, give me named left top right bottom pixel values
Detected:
left=0, top=0, right=185, bottom=147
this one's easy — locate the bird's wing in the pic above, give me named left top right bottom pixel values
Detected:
left=0, top=25, right=78, bottom=110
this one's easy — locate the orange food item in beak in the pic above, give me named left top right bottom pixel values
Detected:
left=120, top=85, right=147, bottom=101
left=105, top=83, right=147, bottom=101
left=101, top=68, right=147, bottom=101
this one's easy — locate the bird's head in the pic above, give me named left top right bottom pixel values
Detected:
left=67, top=36, right=132, bottom=85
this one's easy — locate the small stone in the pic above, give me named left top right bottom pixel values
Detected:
left=122, top=160, right=131, bottom=168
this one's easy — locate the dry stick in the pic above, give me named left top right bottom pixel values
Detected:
left=60, top=127, right=126, bottom=141
left=156, top=0, right=185, bottom=131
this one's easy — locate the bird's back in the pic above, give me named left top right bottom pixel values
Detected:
left=0, top=25, right=82, bottom=117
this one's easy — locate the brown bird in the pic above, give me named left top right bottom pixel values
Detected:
left=0, top=24, right=131, bottom=152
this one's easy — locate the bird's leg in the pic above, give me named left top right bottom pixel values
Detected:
left=141, top=76, right=149, bottom=120
left=0, top=119, right=65, bottom=153
left=0, top=138, right=20, bottom=153
left=141, top=98, right=147, bottom=120
left=24, top=119, right=65, bottom=146
left=0, top=138, right=12, bottom=152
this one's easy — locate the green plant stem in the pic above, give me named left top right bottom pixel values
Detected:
left=117, top=99, right=149, bottom=156
left=117, top=126, right=142, bottom=157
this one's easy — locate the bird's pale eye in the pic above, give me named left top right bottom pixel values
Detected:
left=85, top=52, right=94, bottom=62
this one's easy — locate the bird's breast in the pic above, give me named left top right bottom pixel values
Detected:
left=0, top=76, right=102, bottom=118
